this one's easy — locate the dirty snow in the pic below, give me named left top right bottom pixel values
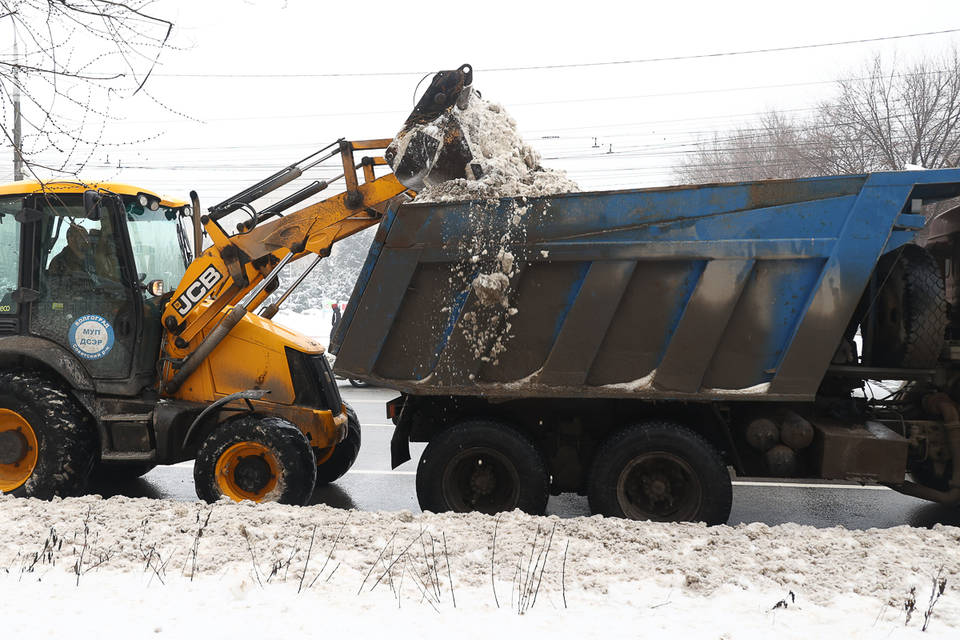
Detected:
left=0, top=495, right=958, bottom=638
left=454, top=210, right=526, bottom=364
left=470, top=271, right=511, bottom=307
left=405, top=92, right=579, bottom=368
left=413, top=91, right=579, bottom=203
left=704, top=382, right=774, bottom=395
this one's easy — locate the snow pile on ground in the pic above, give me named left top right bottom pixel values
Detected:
left=414, top=91, right=579, bottom=203
left=1, top=495, right=958, bottom=638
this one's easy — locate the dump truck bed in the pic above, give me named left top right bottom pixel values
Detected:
left=332, top=169, right=960, bottom=401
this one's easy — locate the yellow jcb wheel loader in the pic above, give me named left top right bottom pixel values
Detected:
left=0, top=64, right=476, bottom=504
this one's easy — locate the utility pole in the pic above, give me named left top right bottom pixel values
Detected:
left=11, top=22, right=22, bottom=181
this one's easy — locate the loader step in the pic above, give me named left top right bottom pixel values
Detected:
left=100, top=451, right=157, bottom=463
left=100, top=413, right=153, bottom=423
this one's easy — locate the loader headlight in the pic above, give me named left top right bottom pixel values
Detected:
left=137, top=193, right=160, bottom=211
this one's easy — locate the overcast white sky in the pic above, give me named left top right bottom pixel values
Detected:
left=3, top=0, right=960, bottom=205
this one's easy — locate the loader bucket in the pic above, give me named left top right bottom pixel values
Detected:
left=386, top=64, right=483, bottom=191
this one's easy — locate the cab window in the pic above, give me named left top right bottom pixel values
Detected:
left=123, top=200, right=188, bottom=297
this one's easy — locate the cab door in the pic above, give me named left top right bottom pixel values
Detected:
left=122, top=200, right=191, bottom=381
left=28, top=194, right=141, bottom=381
left=0, top=197, right=23, bottom=336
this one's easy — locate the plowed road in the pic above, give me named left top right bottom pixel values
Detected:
left=88, top=382, right=960, bottom=530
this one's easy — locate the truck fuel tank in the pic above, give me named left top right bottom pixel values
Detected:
left=812, top=419, right=908, bottom=484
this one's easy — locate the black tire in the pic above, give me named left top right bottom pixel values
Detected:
left=0, top=370, right=97, bottom=499
left=348, top=379, right=371, bottom=388
left=314, top=403, right=361, bottom=485
left=92, top=461, right=157, bottom=482
left=910, top=461, right=951, bottom=492
left=194, top=414, right=316, bottom=505
left=416, top=420, right=549, bottom=516
left=867, top=245, right=946, bottom=368
left=587, top=421, right=732, bottom=526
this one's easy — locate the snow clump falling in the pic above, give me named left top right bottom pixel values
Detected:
left=413, top=92, right=579, bottom=372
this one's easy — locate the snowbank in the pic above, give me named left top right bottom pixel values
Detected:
left=1, top=495, right=957, bottom=638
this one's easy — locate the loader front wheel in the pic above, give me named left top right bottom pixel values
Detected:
left=588, top=421, right=732, bottom=525
left=0, top=370, right=96, bottom=498
left=314, top=403, right=361, bottom=486
left=194, top=415, right=316, bottom=505
left=416, top=420, right=549, bottom=516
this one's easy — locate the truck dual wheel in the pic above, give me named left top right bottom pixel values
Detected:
left=194, top=414, right=317, bottom=505
left=416, top=419, right=549, bottom=516
left=588, top=421, right=732, bottom=526
left=314, top=403, right=362, bottom=485
left=0, top=370, right=97, bottom=499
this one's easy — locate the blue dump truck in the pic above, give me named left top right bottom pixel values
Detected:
left=332, top=169, right=960, bottom=524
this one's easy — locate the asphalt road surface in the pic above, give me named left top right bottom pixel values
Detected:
left=88, top=382, right=960, bottom=530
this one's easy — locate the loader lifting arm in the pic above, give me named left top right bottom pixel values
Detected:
left=158, top=63, right=478, bottom=396
left=159, top=138, right=410, bottom=394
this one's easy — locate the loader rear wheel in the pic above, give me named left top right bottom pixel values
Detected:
left=194, top=415, right=316, bottom=505
left=588, top=421, right=732, bottom=525
left=416, top=420, right=549, bottom=516
left=0, top=370, right=96, bottom=498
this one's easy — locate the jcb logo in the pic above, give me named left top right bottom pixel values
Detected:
left=172, top=265, right=223, bottom=317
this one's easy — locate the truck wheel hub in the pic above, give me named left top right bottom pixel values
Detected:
left=642, top=474, right=672, bottom=502
left=618, top=453, right=701, bottom=520
left=470, top=463, right=497, bottom=495
left=442, top=447, right=520, bottom=514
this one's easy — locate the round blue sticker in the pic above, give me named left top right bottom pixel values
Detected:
left=69, top=314, right=115, bottom=360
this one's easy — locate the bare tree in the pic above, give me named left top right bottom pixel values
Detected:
left=675, top=50, right=960, bottom=183
left=675, top=111, right=815, bottom=184
left=0, top=1, right=174, bottom=181
left=823, top=51, right=960, bottom=170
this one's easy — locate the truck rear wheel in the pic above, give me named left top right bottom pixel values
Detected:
left=588, top=421, right=732, bottom=525
left=416, top=420, right=549, bottom=515
left=0, top=370, right=96, bottom=499
left=314, top=403, right=361, bottom=485
left=194, top=415, right=317, bottom=505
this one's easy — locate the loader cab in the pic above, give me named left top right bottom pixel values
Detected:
left=0, top=182, right=191, bottom=394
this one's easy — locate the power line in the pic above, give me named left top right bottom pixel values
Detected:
left=109, top=78, right=839, bottom=125
left=149, top=28, right=960, bottom=79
